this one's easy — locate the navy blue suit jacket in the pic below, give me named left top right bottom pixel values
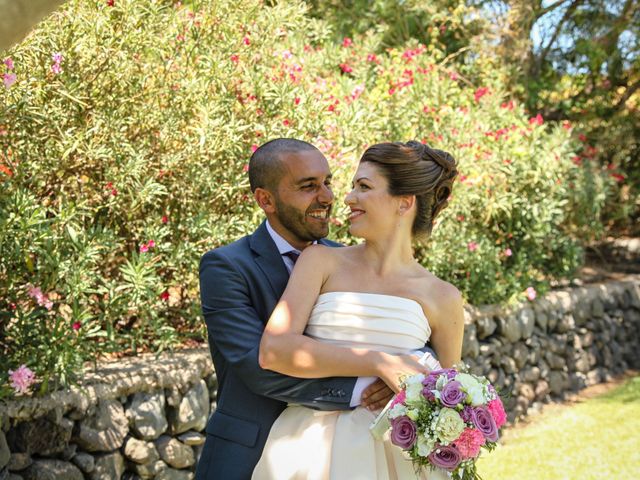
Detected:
left=195, top=222, right=357, bottom=479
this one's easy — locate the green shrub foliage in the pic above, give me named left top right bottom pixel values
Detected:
left=0, top=0, right=609, bottom=397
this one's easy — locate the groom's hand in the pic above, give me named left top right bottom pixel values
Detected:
left=360, top=378, right=394, bottom=411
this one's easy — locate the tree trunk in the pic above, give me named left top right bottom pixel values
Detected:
left=0, top=0, right=66, bottom=52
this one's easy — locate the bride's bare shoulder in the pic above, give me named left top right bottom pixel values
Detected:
left=298, top=244, right=360, bottom=264
left=414, top=268, right=463, bottom=319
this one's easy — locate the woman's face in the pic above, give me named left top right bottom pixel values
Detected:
left=344, top=162, right=401, bottom=239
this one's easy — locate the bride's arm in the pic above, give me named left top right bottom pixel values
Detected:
left=428, top=283, right=465, bottom=368
left=258, top=245, right=423, bottom=389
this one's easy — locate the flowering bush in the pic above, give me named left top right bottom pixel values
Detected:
left=372, top=367, right=506, bottom=479
left=0, top=0, right=609, bottom=397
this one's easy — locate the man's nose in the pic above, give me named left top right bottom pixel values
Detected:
left=318, top=183, right=334, bottom=204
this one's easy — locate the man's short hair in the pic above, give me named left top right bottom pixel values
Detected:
left=248, top=138, right=318, bottom=193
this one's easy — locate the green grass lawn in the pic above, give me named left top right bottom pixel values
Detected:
left=476, top=374, right=640, bottom=480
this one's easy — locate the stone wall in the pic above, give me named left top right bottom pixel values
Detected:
left=1, top=275, right=639, bottom=479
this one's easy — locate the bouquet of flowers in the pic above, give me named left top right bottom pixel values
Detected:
left=370, top=364, right=506, bottom=480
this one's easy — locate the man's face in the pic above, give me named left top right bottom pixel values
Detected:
left=270, top=149, right=334, bottom=249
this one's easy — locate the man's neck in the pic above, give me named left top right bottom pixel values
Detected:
left=265, top=219, right=315, bottom=252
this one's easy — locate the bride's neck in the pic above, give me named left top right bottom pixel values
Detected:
left=361, top=234, right=414, bottom=276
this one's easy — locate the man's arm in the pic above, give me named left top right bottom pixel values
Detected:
left=200, top=249, right=355, bottom=410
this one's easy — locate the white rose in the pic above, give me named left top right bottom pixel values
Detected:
left=417, top=434, right=436, bottom=457
left=405, top=374, right=426, bottom=406
left=407, top=408, right=419, bottom=421
left=388, top=403, right=407, bottom=419
left=455, top=373, right=487, bottom=406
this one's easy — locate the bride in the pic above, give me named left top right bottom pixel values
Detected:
left=253, top=141, right=464, bottom=479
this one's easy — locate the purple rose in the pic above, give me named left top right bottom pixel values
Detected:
left=422, top=387, right=436, bottom=401
left=440, top=381, right=465, bottom=407
left=460, top=406, right=474, bottom=423
left=429, top=368, right=457, bottom=380
left=427, top=445, right=462, bottom=471
left=422, top=373, right=438, bottom=390
left=390, top=416, right=417, bottom=449
left=471, top=406, right=499, bottom=441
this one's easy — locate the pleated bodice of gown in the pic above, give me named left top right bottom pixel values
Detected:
left=252, top=292, right=448, bottom=480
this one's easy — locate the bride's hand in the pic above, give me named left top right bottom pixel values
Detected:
left=375, top=353, right=430, bottom=393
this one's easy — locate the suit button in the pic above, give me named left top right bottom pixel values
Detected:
left=337, top=389, right=345, bottom=397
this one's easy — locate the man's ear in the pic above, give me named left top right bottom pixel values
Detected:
left=398, top=194, right=416, bottom=216
left=254, top=188, right=277, bottom=214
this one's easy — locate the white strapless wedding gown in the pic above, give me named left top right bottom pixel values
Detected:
left=252, top=291, right=449, bottom=480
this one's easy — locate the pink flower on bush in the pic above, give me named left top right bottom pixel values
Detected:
left=3, top=72, right=16, bottom=89
left=243, top=36, right=251, bottom=46
left=503, top=248, right=512, bottom=257
left=27, top=285, right=53, bottom=310
left=366, top=53, right=378, bottom=63
left=342, top=37, right=353, bottom=48
left=529, top=114, right=544, bottom=126
left=251, top=144, right=258, bottom=153
left=339, top=63, right=353, bottom=74
left=147, top=239, right=156, bottom=248
left=4, top=57, right=14, bottom=70
left=51, top=53, right=63, bottom=75
left=467, top=242, right=478, bottom=252
left=230, top=54, right=239, bottom=64
left=8, top=365, right=36, bottom=394
left=488, top=398, right=507, bottom=428
left=72, top=321, right=82, bottom=331
left=474, top=87, right=489, bottom=102
left=526, top=286, right=537, bottom=301
left=454, top=427, right=485, bottom=459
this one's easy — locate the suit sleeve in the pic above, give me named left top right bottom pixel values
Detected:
left=199, top=249, right=356, bottom=410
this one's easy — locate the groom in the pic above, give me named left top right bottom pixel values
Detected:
left=196, top=139, right=392, bottom=479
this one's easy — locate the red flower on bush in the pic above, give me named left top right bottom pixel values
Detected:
left=339, top=63, right=353, bottom=74
left=230, top=54, right=239, bottom=64
left=72, top=322, right=82, bottom=331
left=529, top=114, right=544, bottom=126
left=160, top=291, right=170, bottom=301
left=342, top=37, right=353, bottom=48
left=474, top=87, right=489, bottom=103
left=161, top=215, right=169, bottom=224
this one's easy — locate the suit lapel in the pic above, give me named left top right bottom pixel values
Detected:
left=249, top=222, right=290, bottom=300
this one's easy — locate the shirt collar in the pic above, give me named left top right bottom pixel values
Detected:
left=265, top=220, right=316, bottom=254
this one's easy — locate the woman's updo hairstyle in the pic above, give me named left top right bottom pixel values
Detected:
left=360, top=141, right=458, bottom=237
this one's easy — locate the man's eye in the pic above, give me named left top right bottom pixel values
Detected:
left=301, top=184, right=315, bottom=189
left=360, top=184, right=370, bottom=190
